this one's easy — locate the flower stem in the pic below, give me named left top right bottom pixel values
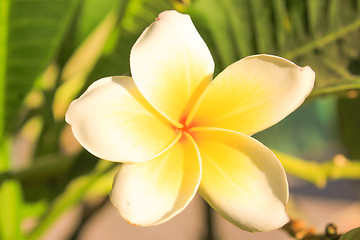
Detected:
left=203, top=200, right=216, bottom=240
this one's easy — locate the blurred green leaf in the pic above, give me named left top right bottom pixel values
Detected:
left=56, top=0, right=125, bottom=70
left=338, top=96, right=360, bottom=158
left=340, top=227, right=360, bottom=240
left=35, top=0, right=123, bottom=157
left=188, top=0, right=360, bottom=96
left=0, top=138, right=23, bottom=240
left=87, top=0, right=172, bottom=81
left=250, top=0, right=275, bottom=53
left=75, top=0, right=121, bottom=47
left=306, top=0, right=326, bottom=37
left=20, top=200, right=48, bottom=219
left=0, top=0, right=80, bottom=137
left=27, top=161, right=115, bottom=240
left=189, top=0, right=239, bottom=71
left=0, top=179, right=23, bottom=240
left=272, top=0, right=290, bottom=51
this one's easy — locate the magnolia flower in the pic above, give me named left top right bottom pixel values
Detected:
left=66, top=10, right=315, bottom=232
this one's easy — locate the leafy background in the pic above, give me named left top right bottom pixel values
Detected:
left=0, top=0, right=359, bottom=239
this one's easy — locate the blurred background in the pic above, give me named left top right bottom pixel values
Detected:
left=0, top=0, right=359, bottom=239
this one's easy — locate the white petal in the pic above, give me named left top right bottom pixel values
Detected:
left=188, top=54, right=315, bottom=135
left=65, top=76, right=179, bottom=163
left=110, top=133, right=201, bottom=226
left=130, top=10, right=214, bottom=127
left=190, top=127, right=289, bottom=232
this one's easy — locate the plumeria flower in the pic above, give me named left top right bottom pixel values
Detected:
left=66, top=10, right=315, bottom=232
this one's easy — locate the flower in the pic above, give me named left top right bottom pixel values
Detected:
left=65, top=10, right=315, bottom=232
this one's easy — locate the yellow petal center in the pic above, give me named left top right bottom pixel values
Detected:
left=176, top=114, right=200, bottom=139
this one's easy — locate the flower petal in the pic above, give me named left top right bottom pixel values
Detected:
left=189, top=127, right=289, bottom=232
left=188, top=55, right=315, bottom=135
left=65, top=76, right=180, bottom=163
left=130, top=10, right=214, bottom=127
left=110, top=133, right=201, bottom=226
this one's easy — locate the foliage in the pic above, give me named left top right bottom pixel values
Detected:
left=340, top=227, right=360, bottom=240
left=0, top=0, right=359, bottom=239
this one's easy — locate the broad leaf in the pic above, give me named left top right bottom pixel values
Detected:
left=0, top=0, right=80, bottom=137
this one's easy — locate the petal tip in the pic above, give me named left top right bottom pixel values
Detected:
left=301, top=65, right=316, bottom=82
left=297, top=65, right=316, bottom=97
left=156, top=10, right=188, bottom=20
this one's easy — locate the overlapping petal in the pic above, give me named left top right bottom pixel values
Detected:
left=189, top=127, right=289, bottom=232
left=130, top=10, right=214, bottom=127
left=110, top=133, right=201, bottom=226
left=187, top=55, right=315, bottom=135
left=65, top=76, right=180, bottom=163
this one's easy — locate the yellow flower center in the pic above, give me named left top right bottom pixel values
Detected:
left=176, top=114, right=199, bottom=139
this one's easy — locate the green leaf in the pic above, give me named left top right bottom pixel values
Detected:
left=190, top=0, right=238, bottom=70
left=340, top=227, right=360, bottom=240
left=187, top=0, right=360, bottom=96
left=56, top=0, right=124, bottom=69
left=87, top=0, right=172, bottom=81
left=27, top=161, right=116, bottom=240
left=0, top=179, right=23, bottom=240
left=338, top=97, right=360, bottom=158
left=306, top=0, right=326, bottom=37
left=0, top=0, right=80, bottom=137
left=35, top=0, right=122, bottom=157
left=0, top=0, right=9, bottom=139
left=0, top=138, right=23, bottom=240
left=225, top=0, right=254, bottom=57
left=272, top=0, right=290, bottom=51
left=249, top=0, right=275, bottom=53
left=74, top=0, right=121, bottom=47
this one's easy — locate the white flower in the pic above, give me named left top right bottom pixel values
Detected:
left=66, top=10, right=315, bottom=232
